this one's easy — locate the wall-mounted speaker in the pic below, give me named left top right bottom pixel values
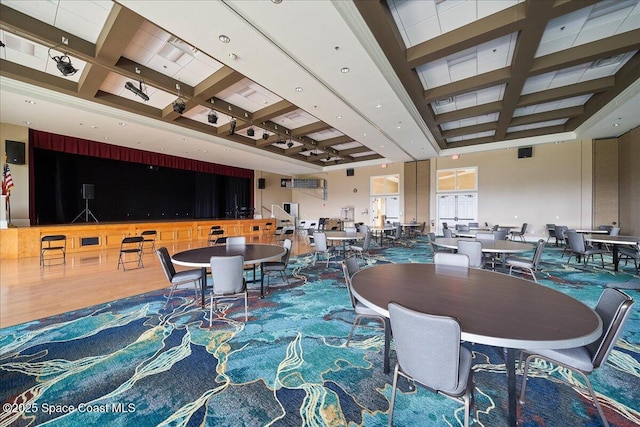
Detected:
left=346, top=168, right=354, bottom=176
left=258, top=178, right=266, bottom=189
left=5, top=140, right=25, bottom=165
left=82, top=184, right=95, bottom=200
left=518, top=146, right=533, bottom=159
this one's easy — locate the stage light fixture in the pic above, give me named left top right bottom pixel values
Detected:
left=301, top=147, right=308, bottom=152
left=173, top=99, right=186, bottom=114
left=124, top=81, right=149, bottom=101
left=229, top=119, right=236, bottom=135
left=207, top=110, right=218, bottom=124
left=247, top=127, right=255, bottom=137
left=262, top=131, right=269, bottom=140
left=287, top=141, right=294, bottom=148
left=48, top=45, right=78, bottom=76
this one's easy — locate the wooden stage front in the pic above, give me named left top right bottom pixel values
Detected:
left=0, top=218, right=270, bottom=259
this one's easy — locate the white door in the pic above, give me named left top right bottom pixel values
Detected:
left=437, top=193, right=477, bottom=231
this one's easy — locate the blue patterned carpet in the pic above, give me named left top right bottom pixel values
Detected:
left=1, top=237, right=639, bottom=427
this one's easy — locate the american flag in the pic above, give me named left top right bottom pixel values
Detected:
left=2, top=160, right=14, bottom=197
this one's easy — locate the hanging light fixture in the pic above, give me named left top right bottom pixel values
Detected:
left=207, top=110, right=218, bottom=124
left=48, top=43, right=79, bottom=76
left=173, top=83, right=186, bottom=114
left=229, top=118, right=236, bottom=135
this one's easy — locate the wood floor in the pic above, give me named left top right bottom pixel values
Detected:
left=0, top=234, right=312, bottom=328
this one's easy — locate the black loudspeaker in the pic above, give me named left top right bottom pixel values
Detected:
left=346, top=168, right=354, bottom=176
left=5, top=140, right=25, bottom=165
left=82, top=184, right=95, bottom=200
left=258, top=178, right=266, bottom=189
left=518, top=146, right=533, bottom=158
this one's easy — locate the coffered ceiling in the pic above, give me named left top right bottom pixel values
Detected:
left=1, top=0, right=638, bottom=176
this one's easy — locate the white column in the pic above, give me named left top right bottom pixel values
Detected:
left=0, top=195, right=7, bottom=228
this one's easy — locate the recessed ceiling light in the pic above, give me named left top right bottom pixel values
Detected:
left=219, top=35, right=230, bottom=43
left=271, top=0, right=282, bottom=3
left=91, top=126, right=98, bottom=129
left=295, top=87, right=303, bottom=92
left=118, top=122, right=126, bottom=126
left=336, top=115, right=342, bottom=119
left=103, top=137, right=109, bottom=140
left=363, top=133, right=367, bottom=137
left=380, top=145, right=384, bottom=148
left=613, top=123, right=620, bottom=127
left=229, top=53, right=237, bottom=60
left=24, top=100, right=36, bottom=104
left=22, top=121, right=32, bottom=125
left=340, top=67, right=350, bottom=73
left=376, top=104, right=382, bottom=108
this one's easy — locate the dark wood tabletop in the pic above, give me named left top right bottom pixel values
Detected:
left=351, top=263, right=601, bottom=350
left=172, top=244, right=286, bottom=267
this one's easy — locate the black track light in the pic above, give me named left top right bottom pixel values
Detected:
left=173, top=99, right=186, bottom=114
left=48, top=45, right=78, bottom=76
left=287, top=141, right=294, bottom=148
left=207, top=110, right=218, bottom=124
left=125, top=81, right=149, bottom=101
left=229, top=119, right=236, bottom=135
left=262, top=131, right=269, bottom=140
left=247, top=127, right=255, bottom=137
left=301, top=147, right=308, bottom=152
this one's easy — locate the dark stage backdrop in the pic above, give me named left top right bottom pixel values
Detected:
left=29, top=130, right=254, bottom=225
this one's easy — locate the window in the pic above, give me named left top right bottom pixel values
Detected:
left=371, top=174, right=399, bottom=195
left=437, top=167, right=477, bottom=192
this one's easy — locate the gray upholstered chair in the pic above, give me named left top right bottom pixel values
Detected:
left=434, top=252, right=470, bottom=268
left=388, top=302, right=474, bottom=427
left=443, top=228, right=454, bottom=238
left=350, top=230, right=373, bottom=261
left=457, top=240, right=484, bottom=269
left=475, top=232, right=495, bottom=241
left=566, top=231, right=604, bottom=268
left=554, top=225, right=570, bottom=257
left=519, top=288, right=634, bottom=427
left=493, top=229, right=509, bottom=241
left=506, top=239, right=546, bottom=282
left=341, top=257, right=385, bottom=346
left=313, top=232, right=336, bottom=267
left=226, top=236, right=246, bottom=246
left=385, top=223, right=403, bottom=245
left=509, top=223, right=528, bottom=241
left=156, top=247, right=202, bottom=307
left=618, top=242, right=639, bottom=274
left=117, top=236, right=144, bottom=270
left=209, top=255, right=248, bottom=325
left=546, top=223, right=558, bottom=246
left=262, top=238, right=292, bottom=293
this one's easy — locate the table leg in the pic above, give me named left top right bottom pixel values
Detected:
left=613, top=244, right=620, bottom=271
left=384, top=317, right=391, bottom=374
left=505, top=347, right=517, bottom=427
left=260, top=262, right=265, bottom=298
left=201, top=266, right=207, bottom=308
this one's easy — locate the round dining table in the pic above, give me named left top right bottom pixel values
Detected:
left=434, top=237, right=532, bottom=267
left=172, top=243, right=287, bottom=303
left=324, top=231, right=364, bottom=252
left=351, top=263, right=602, bottom=427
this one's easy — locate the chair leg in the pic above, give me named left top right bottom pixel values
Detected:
left=388, top=363, right=400, bottom=427
left=346, top=317, right=361, bottom=347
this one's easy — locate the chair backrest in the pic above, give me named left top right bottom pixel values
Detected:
left=546, top=224, right=556, bottom=237
left=395, top=223, right=403, bottom=237
left=281, top=238, right=292, bottom=265
left=457, top=240, right=483, bottom=268
left=588, top=288, right=634, bottom=368
left=41, top=235, right=66, bottom=247
left=388, top=302, right=462, bottom=393
left=434, top=252, right=469, bottom=268
left=362, top=230, right=373, bottom=250
left=476, top=232, right=495, bottom=241
left=313, top=232, right=329, bottom=252
left=341, top=257, right=361, bottom=309
left=456, top=224, right=470, bottom=232
left=610, top=227, right=621, bottom=236
left=531, top=239, right=546, bottom=267
left=344, top=227, right=357, bottom=235
left=210, top=255, right=245, bottom=294
left=598, top=224, right=613, bottom=233
left=121, top=236, right=143, bottom=247
left=156, top=247, right=176, bottom=281
left=493, top=229, right=508, bottom=240
left=566, top=231, right=586, bottom=252
left=443, top=228, right=453, bottom=238
left=469, top=222, right=479, bottom=227
left=141, top=230, right=156, bottom=237
left=226, top=236, right=246, bottom=246
left=492, top=224, right=500, bottom=231
left=520, top=223, right=528, bottom=233
left=358, top=224, right=369, bottom=234
left=442, top=222, right=448, bottom=229
left=554, top=225, right=568, bottom=240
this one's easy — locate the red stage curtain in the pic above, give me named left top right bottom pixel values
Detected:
left=29, top=129, right=252, bottom=178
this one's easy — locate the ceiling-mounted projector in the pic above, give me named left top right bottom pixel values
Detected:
left=125, top=81, right=149, bottom=101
